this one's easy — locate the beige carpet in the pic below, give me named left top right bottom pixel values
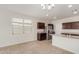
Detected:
left=0, top=40, right=73, bottom=54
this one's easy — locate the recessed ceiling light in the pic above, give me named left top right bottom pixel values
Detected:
left=53, top=17, right=57, bottom=19
left=73, top=9, right=78, bottom=14
left=73, top=11, right=78, bottom=14
left=51, top=4, right=55, bottom=7
left=41, top=4, right=45, bottom=9
left=46, top=14, right=48, bottom=16
left=41, top=4, right=44, bottom=7
left=42, top=6, right=45, bottom=9
left=68, top=5, right=72, bottom=8
left=48, top=6, right=51, bottom=10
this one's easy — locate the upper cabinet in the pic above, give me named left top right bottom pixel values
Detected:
left=62, top=23, right=72, bottom=29
left=48, top=24, right=54, bottom=29
left=72, top=22, right=79, bottom=29
left=37, top=22, right=45, bottom=29
left=62, top=21, right=79, bottom=29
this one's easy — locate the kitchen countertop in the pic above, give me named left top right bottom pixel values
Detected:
left=52, top=34, right=79, bottom=39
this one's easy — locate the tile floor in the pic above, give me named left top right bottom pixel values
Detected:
left=0, top=40, right=73, bottom=54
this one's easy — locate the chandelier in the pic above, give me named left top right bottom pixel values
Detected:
left=40, top=0, right=55, bottom=10
left=41, top=4, right=55, bottom=10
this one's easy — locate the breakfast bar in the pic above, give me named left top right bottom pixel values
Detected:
left=52, top=34, right=79, bottom=53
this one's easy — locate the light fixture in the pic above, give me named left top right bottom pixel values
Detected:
left=46, top=14, right=48, bottom=16
left=68, top=5, right=72, bottom=8
left=73, top=11, right=78, bottom=14
left=41, top=4, right=55, bottom=10
left=53, top=17, right=57, bottom=19
left=41, top=4, right=45, bottom=9
left=41, top=0, right=55, bottom=10
left=48, top=5, right=51, bottom=10
left=73, top=9, right=78, bottom=14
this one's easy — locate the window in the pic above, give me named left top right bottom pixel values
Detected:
left=11, top=18, right=32, bottom=35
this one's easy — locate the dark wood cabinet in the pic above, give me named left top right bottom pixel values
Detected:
left=63, top=23, right=72, bottom=29
left=48, top=24, right=55, bottom=40
left=37, top=33, right=46, bottom=41
left=37, top=22, right=46, bottom=41
left=62, top=21, right=79, bottom=29
left=48, top=24, right=54, bottom=29
left=72, top=22, right=79, bottom=29
left=37, top=22, right=45, bottom=29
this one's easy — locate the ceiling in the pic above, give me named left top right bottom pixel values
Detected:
left=0, top=4, right=79, bottom=20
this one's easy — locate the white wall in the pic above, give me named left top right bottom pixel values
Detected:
left=0, top=8, right=51, bottom=47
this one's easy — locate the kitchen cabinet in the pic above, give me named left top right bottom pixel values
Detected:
left=52, top=35, right=79, bottom=53
left=62, top=23, right=72, bottom=29
left=72, top=22, right=79, bottom=29
left=48, top=24, right=55, bottom=40
left=37, top=22, right=45, bottom=29
left=62, top=21, right=79, bottom=29
left=37, top=33, right=46, bottom=41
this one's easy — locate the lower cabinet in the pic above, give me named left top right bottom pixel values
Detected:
left=37, top=33, right=46, bottom=41
left=52, top=35, right=79, bottom=53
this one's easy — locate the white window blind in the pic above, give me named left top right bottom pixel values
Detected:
left=11, top=18, right=32, bottom=35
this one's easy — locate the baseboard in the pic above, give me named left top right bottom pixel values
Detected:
left=0, top=39, right=36, bottom=48
left=52, top=44, right=75, bottom=54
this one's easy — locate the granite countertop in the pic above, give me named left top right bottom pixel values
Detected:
left=52, top=34, right=79, bottom=39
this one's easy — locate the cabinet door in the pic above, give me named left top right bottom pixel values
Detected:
left=40, top=33, right=46, bottom=40
left=72, top=22, right=79, bottom=29
left=63, top=23, right=72, bottom=29
left=37, top=33, right=46, bottom=41
left=48, top=24, right=53, bottom=29
left=37, top=22, right=45, bottom=29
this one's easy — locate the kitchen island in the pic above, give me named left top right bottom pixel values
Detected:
left=52, top=34, right=79, bottom=53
